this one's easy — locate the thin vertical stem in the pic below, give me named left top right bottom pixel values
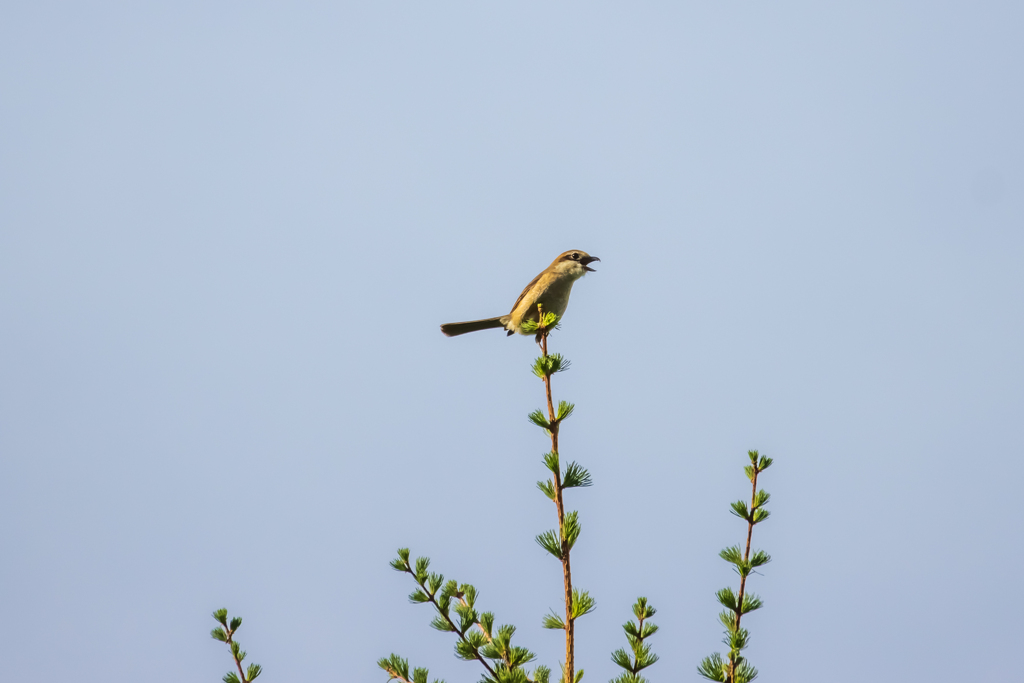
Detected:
left=730, top=464, right=760, bottom=683
left=225, top=630, right=248, bottom=683
left=540, top=322, right=574, bottom=683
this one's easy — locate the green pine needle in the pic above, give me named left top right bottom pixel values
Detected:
left=610, top=648, right=632, bottom=670
left=740, top=593, right=763, bottom=614
left=729, top=500, right=750, bottom=519
left=465, top=631, right=488, bottom=651
left=542, top=612, right=566, bottom=630
left=632, top=643, right=658, bottom=669
left=536, top=529, right=563, bottom=559
left=543, top=451, right=560, bottom=473
left=479, top=612, right=494, bottom=637
left=454, top=639, right=479, bottom=661
left=455, top=603, right=477, bottom=633
left=610, top=673, right=646, bottom=683
left=561, top=462, right=592, bottom=489
left=414, top=557, right=430, bottom=579
left=749, top=550, right=771, bottom=567
left=529, top=409, right=552, bottom=430
left=555, top=400, right=575, bottom=422
left=508, top=644, right=538, bottom=668
left=537, top=479, right=556, bottom=500
left=570, top=588, right=596, bottom=619
left=725, top=626, right=750, bottom=651
left=379, top=654, right=409, bottom=680
left=430, top=615, right=455, bottom=632
left=632, top=597, right=656, bottom=621
left=520, top=311, right=560, bottom=333
left=462, top=584, right=478, bottom=607
left=716, top=587, right=739, bottom=612
left=532, top=353, right=571, bottom=378
left=698, top=653, right=757, bottom=682
left=641, top=622, right=659, bottom=639
left=562, top=511, right=581, bottom=552
left=719, top=545, right=743, bottom=566
left=436, top=595, right=451, bottom=614
left=697, top=653, right=727, bottom=682
left=736, top=662, right=759, bottom=683
left=391, top=550, right=411, bottom=573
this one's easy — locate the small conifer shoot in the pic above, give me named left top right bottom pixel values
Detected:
left=609, top=598, right=660, bottom=683
left=210, top=608, right=262, bottom=683
left=698, top=451, right=774, bottom=683
left=380, top=548, right=551, bottom=683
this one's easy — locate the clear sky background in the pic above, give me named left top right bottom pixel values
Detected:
left=2, top=3, right=1022, bottom=682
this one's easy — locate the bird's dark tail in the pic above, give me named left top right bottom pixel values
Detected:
left=440, top=316, right=507, bottom=337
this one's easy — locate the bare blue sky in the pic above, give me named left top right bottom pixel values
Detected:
left=1, top=2, right=1022, bottom=682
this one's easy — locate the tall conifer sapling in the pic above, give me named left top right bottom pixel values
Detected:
left=698, top=451, right=774, bottom=683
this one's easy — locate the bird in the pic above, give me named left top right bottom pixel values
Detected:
left=440, top=250, right=600, bottom=338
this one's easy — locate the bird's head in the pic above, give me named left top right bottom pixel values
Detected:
left=552, top=250, right=600, bottom=278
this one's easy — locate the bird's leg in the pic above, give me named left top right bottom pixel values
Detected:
left=535, top=303, right=548, bottom=348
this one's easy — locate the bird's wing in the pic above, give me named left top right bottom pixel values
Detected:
left=510, top=270, right=545, bottom=314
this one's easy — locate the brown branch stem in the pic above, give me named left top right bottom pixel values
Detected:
left=729, top=464, right=760, bottom=683
left=540, top=323, right=574, bottom=683
left=415, top=577, right=498, bottom=679
left=384, top=669, right=415, bottom=683
left=224, top=629, right=249, bottom=683
left=457, top=597, right=496, bottom=645
left=632, top=612, right=647, bottom=673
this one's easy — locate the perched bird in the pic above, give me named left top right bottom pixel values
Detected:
left=440, top=250, right=600, bottom=338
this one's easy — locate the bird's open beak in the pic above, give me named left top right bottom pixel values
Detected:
left=582, top=256, right=600, bottom=272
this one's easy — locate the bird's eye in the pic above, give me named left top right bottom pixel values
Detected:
left=571, top=253, right=580, bottom=260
